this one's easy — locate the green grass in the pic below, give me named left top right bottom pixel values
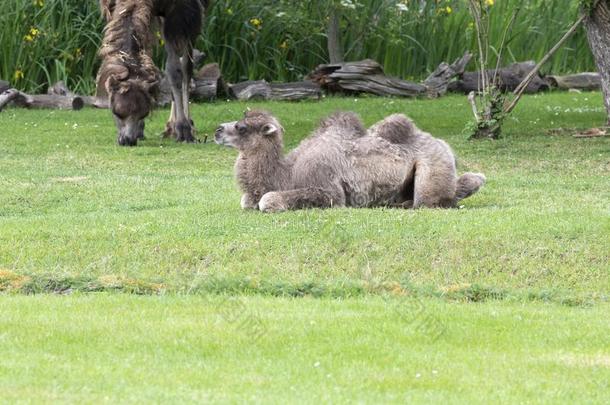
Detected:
left=0, top=294, right=608, bottom=403
left=0, top=93, right=609, bottom=402
left=1, top=92, right=608, bottom=301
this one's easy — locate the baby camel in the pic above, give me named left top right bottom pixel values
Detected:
left=215, top=110, right=486, bottom=212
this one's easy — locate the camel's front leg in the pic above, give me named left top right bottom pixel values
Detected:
left=258, top=187, right=346, bottom=213
left=163, top=43, right=195, bottom=143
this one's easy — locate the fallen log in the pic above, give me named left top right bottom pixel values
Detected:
left=308, top=59, right=425, bottom=96
left=228, top=80, right=272, bottom=100
left=424, top=52, right=473, bottom=97
left=0, top=80, right=10, bottom=94
left=270, top=81, right=321, bottom=100
left=450, top=61, right=549, bottom=93
left=48, top=81, right=108, bottom=108
left=192, top=63, right=225, bottom=101
left=13, top=92, right=84, bottom=110
left=308, top=54, right=471, bottom=98
left=0, top=89, right=20, bottom=111
left=546, top=73, right=601, bottom=91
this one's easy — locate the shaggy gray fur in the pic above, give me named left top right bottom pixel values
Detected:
left=215, top=110, right=486, bottom=212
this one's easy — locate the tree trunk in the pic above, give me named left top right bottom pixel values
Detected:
left=327, top=7, right=344, bottom=64
left=584, top=1, right=610, bottom=124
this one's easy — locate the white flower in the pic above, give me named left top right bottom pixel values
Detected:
left=397, top=3, right=408, bottom=12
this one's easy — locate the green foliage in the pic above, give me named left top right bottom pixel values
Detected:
left=0, top=0, right=595, bottom=94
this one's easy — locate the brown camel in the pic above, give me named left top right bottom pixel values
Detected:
left=97, top=0, right=209, bottom=146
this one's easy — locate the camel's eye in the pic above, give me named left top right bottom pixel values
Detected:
left=236, top=123, right=248, bottom=135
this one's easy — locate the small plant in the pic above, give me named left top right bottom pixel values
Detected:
left=466, top=0, right=586, bottom=139
left=466, top=0, right=517, bottom=139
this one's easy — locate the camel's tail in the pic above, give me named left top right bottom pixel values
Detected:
left=455, top=172, right=486, bottom=201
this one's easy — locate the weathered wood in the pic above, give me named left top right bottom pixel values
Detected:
left=228, top=80, right=272, bottom=100
left=47, top=81, right=73, bottom=97
left=192, top=63, right=223, bottom=101
left=12, top=92, right=84, bottom=110
left=270, top=81, right=321, bottom=101
left=423, top=52, right=472, bottom=97
left=546, top=72, right=601, bottom=90
left=81, top=96, right=109, bottom=109
left=309, top=59, right=425, bottom=96
left=450, top=61, right=549, bottom=93
left=0, top=89, right=20, bottom=111
left=0, top=80, right=10, bottom=94
left=309, top=57, right=468, bottom=98
left=47, top=81, right=108, bottom=108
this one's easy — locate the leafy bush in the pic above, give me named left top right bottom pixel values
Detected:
left=0, top=0, right=594, bottom=94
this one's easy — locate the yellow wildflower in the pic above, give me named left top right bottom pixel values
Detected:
left=485, top=0, right=494, bottom=5
left=250, top=18, right=262, bottom=28
left=446, top=6, right=452, bottom=14
left=156, top=31, right=165, bottom=46
left=280, top=40, right=288, bottom=50
left=24, top=27, right=40, bottom=42
left=14, top=69, right=24, bottom=81
left=34, top=0, right=44, bottom=7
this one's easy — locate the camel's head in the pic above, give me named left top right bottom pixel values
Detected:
left=106, top=75, right=157, bottom=146
left=215, top=110, right=284, bottom=151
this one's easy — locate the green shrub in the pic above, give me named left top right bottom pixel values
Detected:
left=0, top=0, right=595, bottom=94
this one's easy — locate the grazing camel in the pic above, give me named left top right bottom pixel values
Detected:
left=215, top=110, right=486, bottom=212
left=97, top=0, right=208, bottom=146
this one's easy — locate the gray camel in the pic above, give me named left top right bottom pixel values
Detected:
left=215, top=110, right=486, bottom=212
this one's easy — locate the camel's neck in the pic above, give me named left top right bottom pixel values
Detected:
left=236, top=141, right=290, bottom=200
left=100, top=1, right=154, bottom=75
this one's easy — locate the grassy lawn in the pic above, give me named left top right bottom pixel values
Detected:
left=0, top=92, right=608, bottom=402
left=0, top=92, right=608, bottom=299
left=1, top=295, right=609, bottom=403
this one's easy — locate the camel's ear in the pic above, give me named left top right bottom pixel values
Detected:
left=262, top=123, right=279, bottom=136
left=105, top=75, right=121, bottom=94
left=142, top=80, right=159, bottom=95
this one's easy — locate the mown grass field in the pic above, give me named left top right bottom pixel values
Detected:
left=0, top=92, right=609, bottom=403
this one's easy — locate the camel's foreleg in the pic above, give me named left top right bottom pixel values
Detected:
left=163, top=42, right=195, bottom=143
left=258, top=187, right=346, bottom=213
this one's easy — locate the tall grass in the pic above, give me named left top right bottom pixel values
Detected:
left=0, top=0, right=595, bottom=94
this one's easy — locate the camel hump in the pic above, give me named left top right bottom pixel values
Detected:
left=317, top=111, right=366, bottom=138
left=368, top=114, right=418, bottom=144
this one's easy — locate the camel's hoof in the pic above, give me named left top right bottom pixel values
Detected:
left=258, top=192, right=287, bottom=213
left=174, top=121, right=196, bottom=143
